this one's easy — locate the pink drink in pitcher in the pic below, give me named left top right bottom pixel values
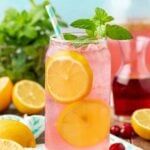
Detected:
left=45, top=35, right=111, bottom=150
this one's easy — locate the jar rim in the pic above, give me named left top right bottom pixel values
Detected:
left=50, top=31, right=106, bottom=44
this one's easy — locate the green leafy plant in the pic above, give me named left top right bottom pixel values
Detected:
left=0, top=0, right=67, bottom=85
left=64, top=7, right=133, bottom=41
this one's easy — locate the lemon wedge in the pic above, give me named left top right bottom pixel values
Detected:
left=131, top=109, right=150, bottom=140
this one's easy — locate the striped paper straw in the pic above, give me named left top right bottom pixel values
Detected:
left=46, top=4, right=63, bottom=39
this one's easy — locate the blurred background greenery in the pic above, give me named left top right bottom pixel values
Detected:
left=0, top=0, right=67, bottom=85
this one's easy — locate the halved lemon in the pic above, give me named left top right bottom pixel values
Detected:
left=0, top=139, right=24, bottom=150
left=131, top=109, right=150, bottom=140
left=0, top=120, right=36, bottom=147
left=13, top=80, right=45, bottom=114
left=56, top=99, right=110, bottom=147
left=0, top=77, right=13, bottom=112
left=46, top=51, right=93, bottom=103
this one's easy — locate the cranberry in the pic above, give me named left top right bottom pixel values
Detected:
left=131, top=130, right=138, bottom=137
left=109, top=143, right=125, bottom=150
left=123, top=123, right=133, bottom=129
left=120, top=123, right=135, bottom=139
left=110, top=125, right=121, bottom=136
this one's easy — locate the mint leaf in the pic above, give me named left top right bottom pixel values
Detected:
left=71, top=36, right=95, bottom=47
left=71, top=19, right=96, bottom=31
left=64, top=33, right=77, bottom=40
left=19, top=25, right=37, bottom=39
left=106, top=24, right=133, bottom=40
left=69, top=7, right=132, bottom=40
left=86, top=30, right=95, bottom=38
left=95, top=25, right=106, bottom=38
left=93, top=8, right=114, bottom=24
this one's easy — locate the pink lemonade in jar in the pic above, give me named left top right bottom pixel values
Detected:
left=45, top=36, right=111, bottom=150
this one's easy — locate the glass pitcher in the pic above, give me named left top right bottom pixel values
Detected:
left=104, top=0, right=150, bottom=77
left=112, top=37, right=150, bottom=117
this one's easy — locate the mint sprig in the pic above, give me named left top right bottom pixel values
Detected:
left=63, top=33, right=78, bottom=40
left=64, top=7, right=133, bottom=41
left=93, top=8, right=114, bottom=24
left=0, top=0, right=67, bottom=84
left=71, top=19, right=96, bottom=31
left=106, top=24, right=133, bottom=40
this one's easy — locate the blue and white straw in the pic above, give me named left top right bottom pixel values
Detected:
left=46, top=4, right=63, bottom=39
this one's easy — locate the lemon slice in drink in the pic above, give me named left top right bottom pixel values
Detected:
left=46, top=51, right=93, bottom=103
left=56, top=99, right=110, bottom=147
left=0, top=139, right=24, bottom=150
left=131, top=109, right=150, bottom=140
left=13, top=80, right=45, bottom=114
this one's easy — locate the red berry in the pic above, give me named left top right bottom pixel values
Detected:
left=131, top=130, right=137, bottom=137
left=110, top=125, right=121, bottom=136
left=123, top=123, right=133, bottom=129
left=120, top=123, right=135, bottom=139
left=109, top=143, right=125, bottom=150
